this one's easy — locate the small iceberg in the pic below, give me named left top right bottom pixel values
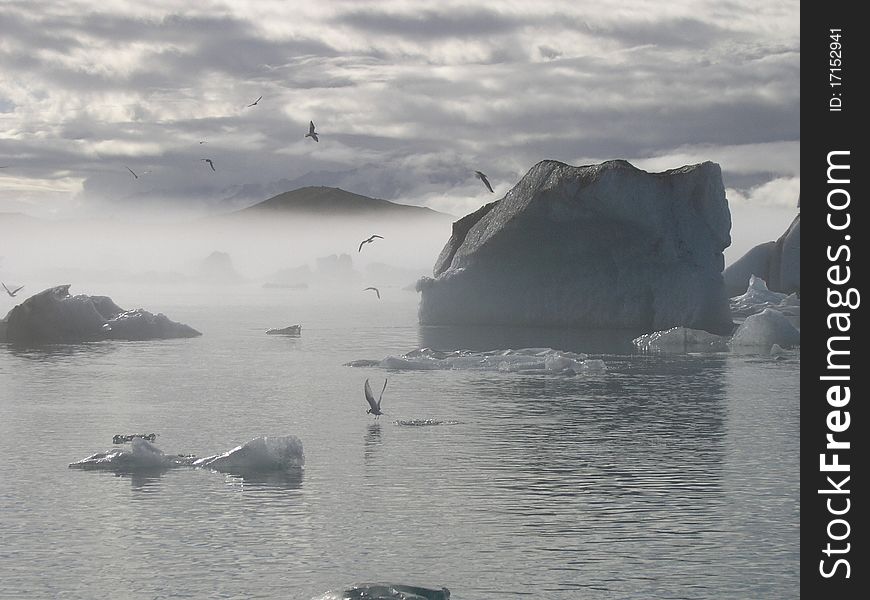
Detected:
left=69, top=435, right=304, bottom=475
left=266, top=324, right=302, bottom=335
left=729, top=275, right=788, bottom=318
left=69, top=437, right=175, bottom=472
left=347, top=347, right=605, bottom=375
left=730, top=308, right=800, bottom=349
left=633, top=327, right=730, bottom=352
left=312, top=583, right=450, bottom=600
left=194, top=435, right=305, bottom=472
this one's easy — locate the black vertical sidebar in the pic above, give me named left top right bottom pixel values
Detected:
left=802, top=3, right=866, bottom=598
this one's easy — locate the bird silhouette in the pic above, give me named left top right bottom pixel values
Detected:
left=201, top=159, right=216, bottom=171
left=363, top=286, right=381, bottom=299
left=475, top=171, right=494, bottom=193
left=247, top=95, right=262, bottom=107
left=364, top=378, right=388, bottom=419
left=305, top=121, right=319, bottom=142
left=125, top=166, right=138, bottom=179
left=2, top=282, right=24, bottom=297
left=358, top=234, right=383, bottom=252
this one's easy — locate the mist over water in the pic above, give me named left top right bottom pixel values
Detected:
left=0, top=274, right=799, bottom=599
left=0, top=211, right=452, bottom=294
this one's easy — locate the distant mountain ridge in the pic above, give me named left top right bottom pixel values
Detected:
left=234, top=186, right=451, bottom=219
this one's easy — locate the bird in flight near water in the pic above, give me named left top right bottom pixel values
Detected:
left=358, top=234, right=384, bottom=252
left=201, top=159, right=216, bottom=171
left=475, top=171, right=494, bottom=193
left=364, top=287, right=381, bottom=299
left=364, top=378, right=388, bottom=419
left=306, top=121, right=319, bottom=142
left=125, top=166, right=139, bottom=179
left=247, top=96, right=262, bottom=107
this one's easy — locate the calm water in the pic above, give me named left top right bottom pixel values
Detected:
left=0, top=284, right=799, bottom=599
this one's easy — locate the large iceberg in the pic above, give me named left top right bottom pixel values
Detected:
left=417, top=160, right=733, bottom=334
left=1, top=285, right=201, bottom=343
left=724, top=205, right=800, bottom=296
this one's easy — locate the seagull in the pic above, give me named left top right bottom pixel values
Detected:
left=199, top=140, right=208, bottom=144
left=363, top=286, right=381, bottom=299
left=475, top=171, right=494, bottom=193
left=364, top=378, right=388, bottom=419
left=201, top=159, right=216, bottom=171
left=305, top=121, right=319, bottom=142
left=125, top=166, right=139, bottom=179
left=2, top=282, right=24, bottom=297
left=247, top=95, right=262, bottom=107
left=358, top=234, right=383, bottom=252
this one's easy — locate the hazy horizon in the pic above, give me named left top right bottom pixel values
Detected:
left=1, top=0, right=799, bottom=261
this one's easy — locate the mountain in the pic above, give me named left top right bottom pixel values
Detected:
left=233, top=186, right=451, bottom=219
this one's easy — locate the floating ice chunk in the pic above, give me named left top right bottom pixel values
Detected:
left=70, top=435, right=304, bottom=475
left=193, top=435, right=304, bottom=473
left=69, top=437, right=173, bottom=471
left=770, top=343, right=787, bottom=356
left=312, top=583, right=450, bottom=600
left=730, top=308, right=800, bottom=348
left=395, top=419, right=460, bottom=426
left=356, top=347, right=601, bottom=375
left=633, top=327, right=730, bottom=352
left=730, top=275, right=789, bottom=318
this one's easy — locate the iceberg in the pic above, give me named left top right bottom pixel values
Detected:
left=312, top=583, right=450, bottom=600
left=729, top=275, right=788, bottom=318
left=418, top=160, right=733, bottom=334
left=1, top=285, right=200, bottom=343
left=193, top=435, right=305, bottom=473
left=69, top=435, right=304, bottom=475
left=633, top=327, right=730, bottom=352
left=730, top=308, right=800, bottom=349
left=724, top=207, right=800, bottom=296
left=69, top=437, right=175, bottom=472
left=348, top=347, right=605, bottom=375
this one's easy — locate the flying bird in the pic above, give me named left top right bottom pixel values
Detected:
left=364, top=378, right=388, bottom=419
left=305, top=121, right=319, bottom=142
left=2, top=282, right=24, bottom=297
left=358, top=234, right=383, bottom=252
left=201, top=159, right=216, bottom=171
left=125, top=166, right=138, bottom=179
left=247, top=95, right=262, bottom=107
left=363, top=286, right=381, bottom=299
left=199, top=140, right=208, bottom=144
left=475, top=171, right=494, bottom=193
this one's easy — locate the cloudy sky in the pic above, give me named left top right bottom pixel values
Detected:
left=0, top=0, right=799, bottom=253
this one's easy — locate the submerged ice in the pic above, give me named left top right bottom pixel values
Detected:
left=69, top=435, right=304, bottom=474
left=348, top=347, right=606, bottom=375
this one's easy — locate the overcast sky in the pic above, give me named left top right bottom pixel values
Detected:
left=0, top=0, right=799, bottom=253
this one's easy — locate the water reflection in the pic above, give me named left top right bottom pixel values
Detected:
left=219, top=468, right=304, bottom=490
left=364, top=423, right=382, bottom=462
left=4, top=340, right=120, bottom=361
left=418, top=324, right=641, bottom=354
